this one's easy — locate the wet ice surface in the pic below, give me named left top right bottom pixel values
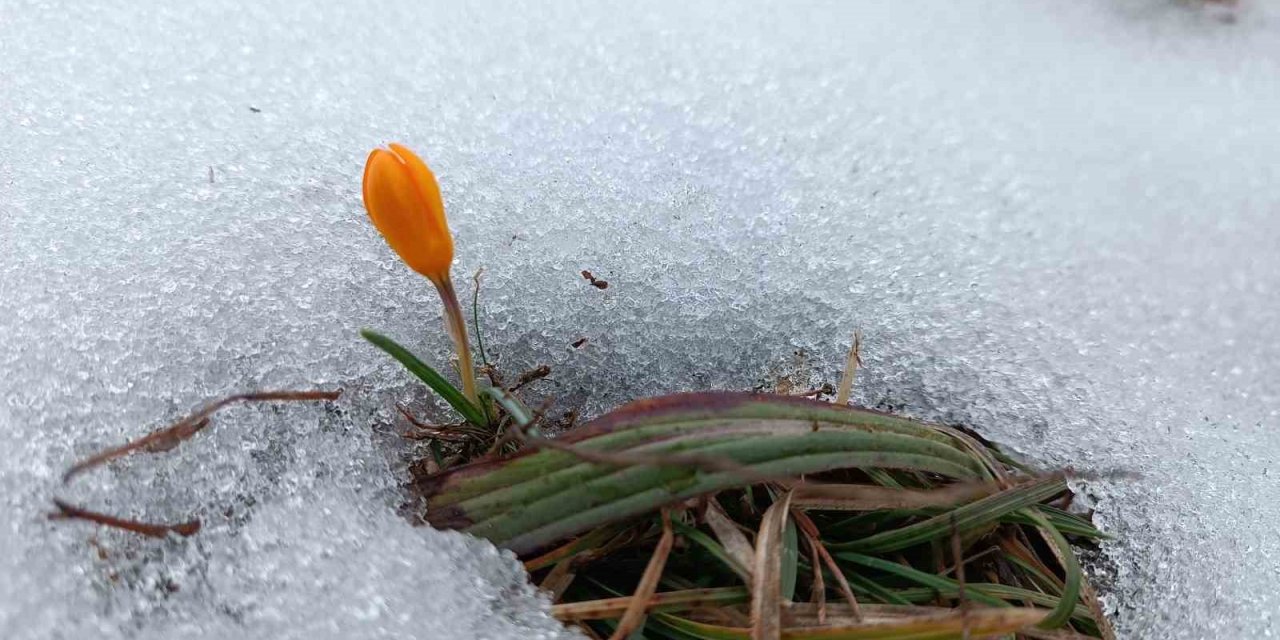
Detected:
left=2, top=0, right=1279, bottom=637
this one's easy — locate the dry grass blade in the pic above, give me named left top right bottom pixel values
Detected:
left=792, top=509, right=862, bottom=622
left=610, top=509, right=675, bottom=640
left=63, top=389, right=342, bottom=482
left=540, top=557, right=579, bottom=603
left=791, top=480, right=999, bottom=511
left=706, top=496, right=757, bottom=579
left=525, top=525, right=623, bottom=572
left=668, top=606, right=1048, bottom=639
left=807, top=535, right=827, bottom=624
left=811, top=607, right=1047, bottom=638
left=834, top=330, right=862, bottom=406
left=752, top=490, right=795, bottom=640
left=49, top=498, right=200, bottom=538
left=778, top=602, right=937, bottom=624
left=551, top=587, right=748, bottom=622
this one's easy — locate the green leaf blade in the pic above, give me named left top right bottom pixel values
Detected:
left=361, top=329, right=487, bottom=426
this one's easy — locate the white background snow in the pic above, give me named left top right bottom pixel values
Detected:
left=2, top=0, right=1278, bottom=638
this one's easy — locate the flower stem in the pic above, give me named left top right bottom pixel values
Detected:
left=434, top=275, right=480, bottom=409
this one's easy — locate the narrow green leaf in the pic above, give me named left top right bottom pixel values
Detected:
left=479, top=448, right=981, bottom=555
left=836, top=553, right=1097, bottom=629
left=423, top=392, right=972, bottom=505
left=1007, top=504, right=1109, bottom=540
left=845, top=571, right=914, bottom=605
left=481, top=386, right=534, bottom=428
left=829, top=475, right=1067, bottom=553
left=835, top=552, right=1010, bottom=609
left=1006, top=554, right=1064, bottom=596
left=885, top=585, right=1096, bottom=627
left=672, top=521, right=752, bottom=584
left=1022, top=507, right=1082, bottom=629
left=446, top=429, right=981, bottom=524
left=361, top=329, right=487, bottom=426
left=862, top=468, right=903, bottom=488
left=470, top=272, right=490, bottom=368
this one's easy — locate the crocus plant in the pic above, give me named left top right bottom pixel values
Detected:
left=362, top=144, right=480, bottom=409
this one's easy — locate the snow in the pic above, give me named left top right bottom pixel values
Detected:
left=3, top=0, right=1279, bottom=637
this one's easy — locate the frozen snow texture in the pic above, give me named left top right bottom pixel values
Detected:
left=2, top=0, right=1279, bottom=637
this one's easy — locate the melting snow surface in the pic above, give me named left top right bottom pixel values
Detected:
left=3, top=0, right=1279, bottom=638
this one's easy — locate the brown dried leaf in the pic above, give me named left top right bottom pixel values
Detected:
left=751, top=491, right=793, bottom=640
left=551, top=587, right=746, bottom=622
left=705, top=496, right=756, bottom=580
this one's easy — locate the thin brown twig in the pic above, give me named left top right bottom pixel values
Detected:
left=480, top=364, right=504, bottom=388
left=791, top=509, right=862, bottom=622
left=396, top=403, right=433, bottom=429
left=609, top=509, right=674, bottom=640
left=49, top=499, right=200, bottom=538
left=940, top=545, right=1003, bottom=578
left=808, top=533, right=827, bottom=624
left=62, top=390, right=342, bottom=483
left=800, top=383, right=834, bottom=398
left=509, top=365, right=551, bottom=392
left=396, top=404, right=472, bottom=442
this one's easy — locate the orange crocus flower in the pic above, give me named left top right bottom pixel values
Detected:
left=362, top=143, right=454, bottom=284
left=362, top=143, right=478, bottom=405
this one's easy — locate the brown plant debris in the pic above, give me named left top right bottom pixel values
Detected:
left=50, top=499, right=201, bottom=538
left=581, top=270, right=609, bottom=289
left=63, top=390, right=341, bottom=483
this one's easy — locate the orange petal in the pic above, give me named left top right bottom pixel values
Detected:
left=362, top=144, right=454, bottom=280
left=388, top=144, right=444, bottom=220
